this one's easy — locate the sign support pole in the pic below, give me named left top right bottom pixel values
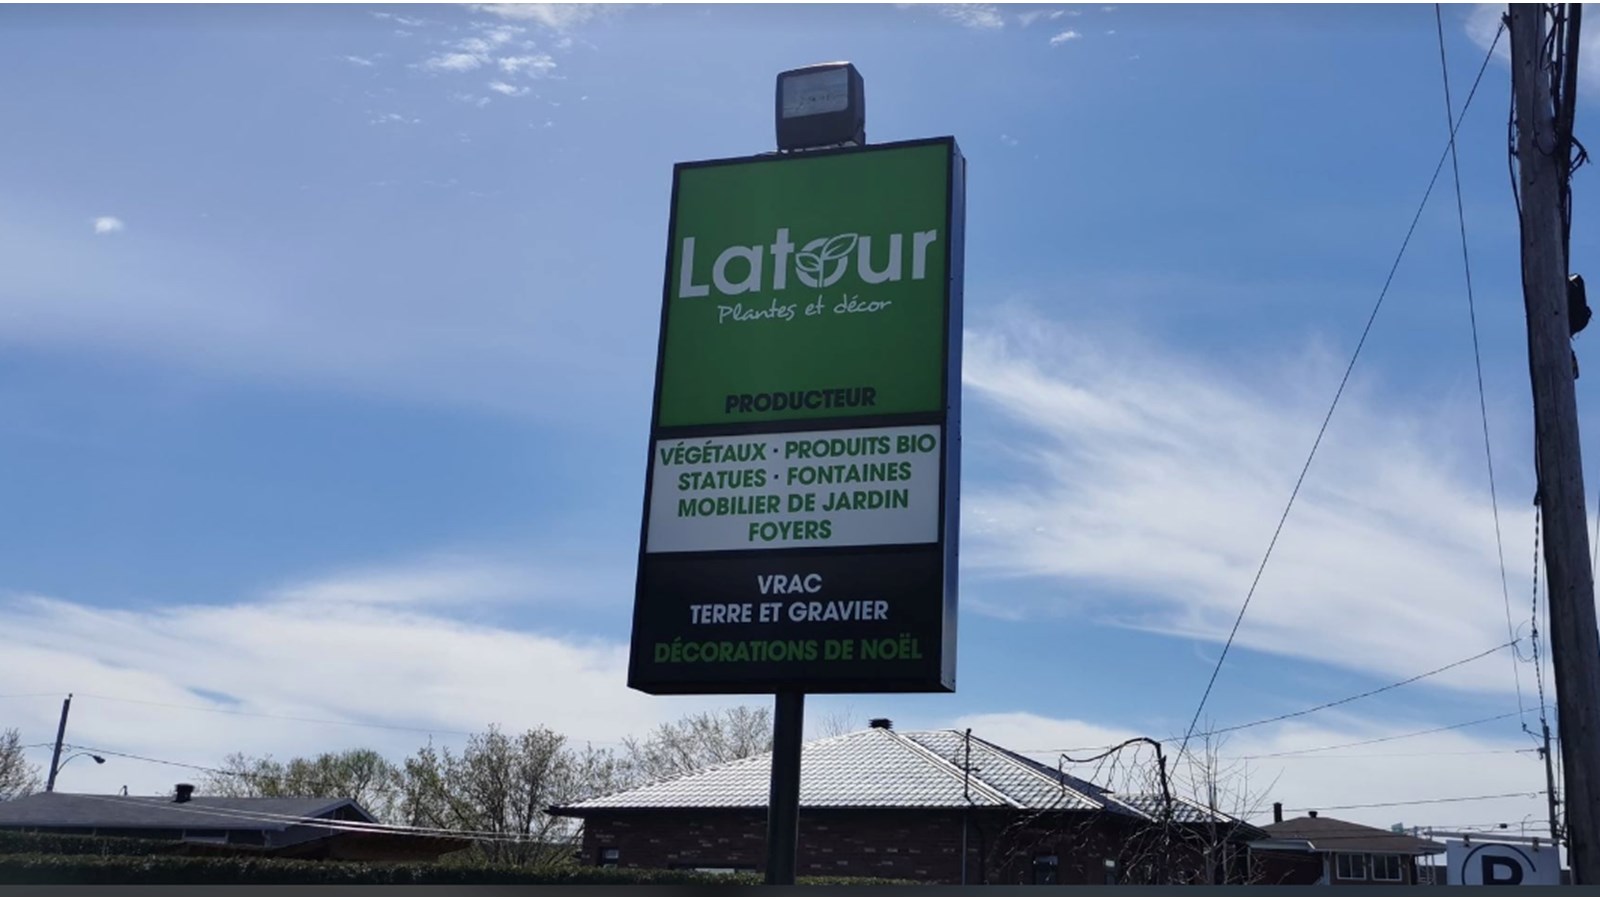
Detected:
left=764, top=691, right=804, bottom=885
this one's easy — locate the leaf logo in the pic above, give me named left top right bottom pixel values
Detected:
left=794, top=233, right=858, bottom=288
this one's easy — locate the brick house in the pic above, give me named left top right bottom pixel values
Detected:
left=0, top=785, right=467, bottom=861
left=551, top=722, right=1260, bottom=884
left=1248, top=808, right=1446, bottom=885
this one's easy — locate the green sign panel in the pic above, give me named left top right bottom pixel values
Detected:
left=632, top=137, right=964, bottom=696
left=657, top=141, right=953, bottom=428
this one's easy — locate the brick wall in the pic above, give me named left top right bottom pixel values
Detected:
left=575, top=808, right=1239, bottom=884
left=580, top=808, right=987, bottom=882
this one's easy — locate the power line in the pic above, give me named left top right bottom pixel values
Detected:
left=1529, top=511, right=1554, bottom=738
left=1199, top=641, right=1516, bottom=739
left=1240, top=710, right=1529, bottom=760
left=63, top=745, right=256, bottom=779
left=1174, top=19, right=1509, bottom=766
left=1286, top=791, right=1545, bottom=813
left=1214, top=748, right=1535, bottom=762
left=1435, top=3, right=1528, bottom=735
left=1022, top=640, right=1519, bottom=755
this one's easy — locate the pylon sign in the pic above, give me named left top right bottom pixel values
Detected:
left=629, top=137, right=965, bottom=694
left=1446, top=840, right=1561, bottom=885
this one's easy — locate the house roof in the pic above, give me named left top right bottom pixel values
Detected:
left=556, top=728, right=1117, bottom=812
left=0, top=791, right=373, bottom=833
left=1254, top=815, right=1446, bottom=856
left=554, top=727, right=1241, bottom=825
left=1113, top=794, right=1265, bottom=835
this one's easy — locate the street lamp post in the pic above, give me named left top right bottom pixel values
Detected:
left=48, top=751, right=105, bottom=790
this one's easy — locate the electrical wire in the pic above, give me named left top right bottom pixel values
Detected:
left=1436, top=3, right=1529, bottom=734
left=1215, top=748, right=1534, bottom=762
left=1285, top=791, right=1545, bottom=813
left=1530, top=509, right=1553, bottom=734
left=1239, top=710, right=1531, bottom=760
left=1174, top=19, right=1509, bottom=766
left=1198, top=641, right=1516, bottom=739
left=1023, top=640, right=1520, bottom=755
left=62, top=745, right=261, bottom=780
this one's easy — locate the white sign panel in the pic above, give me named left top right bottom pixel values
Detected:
left=647, top=425, right=941, bottom=552
left=1446, top=840, right=1561, bottom=885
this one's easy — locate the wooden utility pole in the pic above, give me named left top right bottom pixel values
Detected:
left=43, top=694, right=71, bottom=793
left=1510, top=4, right=1600, bottom=883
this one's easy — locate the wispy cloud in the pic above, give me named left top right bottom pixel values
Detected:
left=421, top=25, right=556, bottom=80
left=342, top=55, right=376, bottom=67
left=371, top=11, right=426, bottom=27
left=473, top=3, right=610, bottom=30
left=91, top=216, right=124, bottom=235
left=0, top=553, right=710, bottom=796
left=423, top=51, right=487, bottom=73
left=961, top=311, right=1531, bottom=693
left=1049, top=29, right=1082, bottom=45
left=486, top=80, right=530, bottom=97
left=939, top=4, right=1006, bottom=30
left=1016, top=9, right=1069, bottom=27
left=267, top=555, right=579, bottom=610
left=498, top=54, right=557, bottom=77
left=368, top=112, right=421, bottom=125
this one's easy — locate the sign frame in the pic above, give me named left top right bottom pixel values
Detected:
left=627, top=136, right=965, bottom=695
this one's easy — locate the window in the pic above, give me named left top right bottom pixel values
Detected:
left=598, top=847, right=619, bottom=869
left=1372, top=854, right=1404, bottom=882
left=1335, top=853, right=1367, bottom=880
left=1032, top=854, right=1059, bottom=885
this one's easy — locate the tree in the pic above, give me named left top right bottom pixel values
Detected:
left=815, top=704, right=860, bottom=739
left=200, top=748, right=403, bottom=823
left=400, top=725, right=615, bottom=866
left=621, top=706, right=772, bottom=783
left=0, top=729, right=40, bottom=801
left=1170, top=728, right=1277, bottom=885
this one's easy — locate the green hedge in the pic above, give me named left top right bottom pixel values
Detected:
left=0, top=854, right=917, bottom=886
left=0, top=832, right=184, bottom=857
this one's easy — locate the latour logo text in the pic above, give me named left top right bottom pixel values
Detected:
left=678, top=227, right=939, bottom=298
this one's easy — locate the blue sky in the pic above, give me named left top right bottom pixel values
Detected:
left=0, top=2, right=1590, bottom=835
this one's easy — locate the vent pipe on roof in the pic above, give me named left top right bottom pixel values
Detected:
left=174, top=783, right=194, bottom=804
left=1273, top=802, right=1283, bottom=823
left=1308, top=810, right=1317, bottom=818
left=869, top=718, right=892, bottom=729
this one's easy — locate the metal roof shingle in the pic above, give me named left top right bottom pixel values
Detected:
left=560, top=728, right=1135, bottom=813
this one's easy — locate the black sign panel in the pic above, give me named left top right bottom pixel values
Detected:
left=631, top=546, right=953, bottom=694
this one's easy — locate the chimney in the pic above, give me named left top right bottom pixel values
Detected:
left=1273, top=802, right=1283, bottom=823
left=869, top=718, right=892, bottom=730
left=174, top=783, right=194, bottom=804
left=1308, top=810, right=1318, bottom=819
